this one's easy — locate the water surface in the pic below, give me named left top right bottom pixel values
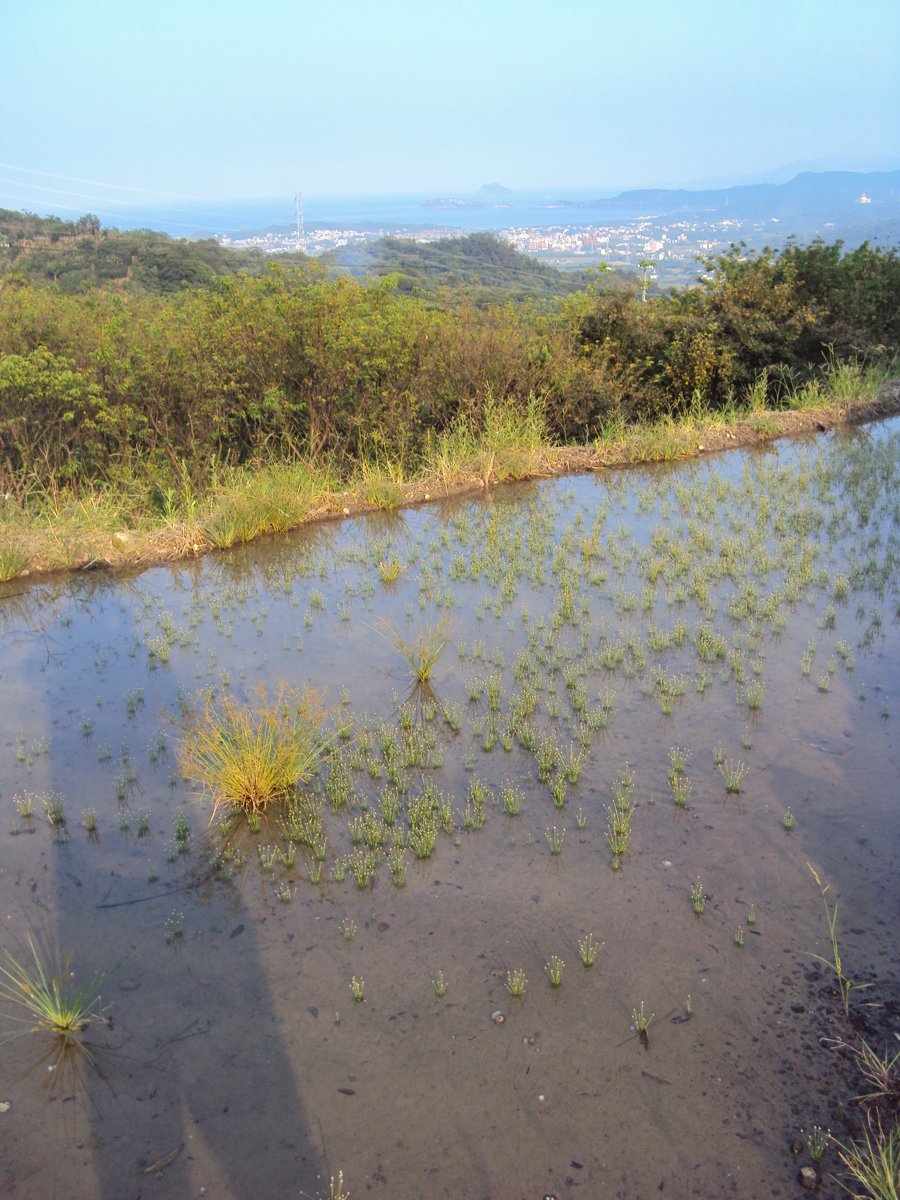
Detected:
left=1, top=420, right=897, bottom=1199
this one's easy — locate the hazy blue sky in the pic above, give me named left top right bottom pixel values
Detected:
left=3, top=0, right=899, bottom=214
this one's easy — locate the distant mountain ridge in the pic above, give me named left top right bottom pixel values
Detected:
left=555, top=170, right=900, bottom=229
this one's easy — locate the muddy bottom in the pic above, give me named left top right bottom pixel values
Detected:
left=1, top=419, right=897, bottom=1199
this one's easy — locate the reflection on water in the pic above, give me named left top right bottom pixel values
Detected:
left=1, top=420, right=898, bottom=1198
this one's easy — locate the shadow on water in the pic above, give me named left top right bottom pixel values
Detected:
left=0, top=618, right=324, bottom=1200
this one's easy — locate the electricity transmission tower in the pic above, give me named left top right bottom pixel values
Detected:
left=294, top=192, right=306, bottom=254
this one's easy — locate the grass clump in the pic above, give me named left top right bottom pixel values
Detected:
left=834, top=1121, right=899, bottom=1200
left=719, top=758, right=747, bottom=793
left=179, top=684, right=328, bottom=820
left=0, top=538, right=30, bottom=582
left=0, top=933, right=107, bottom=1047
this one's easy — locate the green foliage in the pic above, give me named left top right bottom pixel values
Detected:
left=0, top=222, right=896, bottom=503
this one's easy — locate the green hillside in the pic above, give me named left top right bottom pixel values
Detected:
left=327, top=232, right=598, bottom=303
left=0, top=209, right=311, bottom=293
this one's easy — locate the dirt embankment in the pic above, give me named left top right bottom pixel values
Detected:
left=6, top=384, right=900, bottom=584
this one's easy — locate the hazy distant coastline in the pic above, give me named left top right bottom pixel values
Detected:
left=93, top=170, right=898, bottom=247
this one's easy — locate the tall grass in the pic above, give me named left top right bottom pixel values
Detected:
left=425, top=390, right=548, bottom=487
left=179, top=685, right=329, bottom=819
left=835, top=1121, right=899, bottom=1200
left=202, top=459, right=337, bottom=547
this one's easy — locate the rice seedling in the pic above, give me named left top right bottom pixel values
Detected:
left=350, top=976, right=366, bottom=1002
left=433, top=971, right=447, bottom=998
left=165, top=911, right=184, bottom=942
left=440, top=702, right=462, bottom=732
left=339, top=917, right=356, bottom=941
left=631, top=1002, right=654, bottom=1048
left=505, top=968, right=527, bottom=998
left=734, top=926, right=745, bottom=947
left=388, top=846, right=406, bottom=886
left=690, top=877, right=706, bottom=915
left=348, top=847, right=377, bottom=889
left=559, top=743, right=586, bottom=784
left=328, top=857, right=346, bottom=882
left=549, top=777, right=567, bottom=808
left=545, top=825, right=565, bottom=855
left=670, top=775, right=691, bottom=808
left=742, top=679, right=766, bottom=710
left=324, top=1169, right=350, bottom=1200
left=668, top=746, right=691, bottom=775
left=500, top=784, right=522, bottom=816
left=179, top=684, right=328, bottom=819
left=719, top=758, right=747, bottom=793
left=545, top=955, right=565, bottom=988
left=578, top=934, right=602, bottom=967
left=575, top=807, right=586, bottom=830
left=41, top=793, right=67, bottom=840
left=258, top=843, right=279, bottom=871
left=800, top=1125, right=830, bottom=1168
left=0, top=934, right=108, bottom=1047
left=833, top=573, right=850, bottom=602
left=536, top=733, right=558, bottom=782
left=12, top=791, right=34, bottom=819
left=783, top=807, right=795, bottom=831
left=747, top=905, right=757, bottom=926
left=174, top=810, right=191, bottom=844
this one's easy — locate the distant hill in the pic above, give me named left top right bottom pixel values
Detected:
left=0, top=209, right=310, bottom=293
left=556, top=170, right=900, bottom=234
left=325, top=232, right=598, bottom=303
left=0, top=211, right=602, bottom=304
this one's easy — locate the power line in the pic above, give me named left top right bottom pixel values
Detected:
left=0, top=177, right=136, bottom=207
left=0, top=162, right=206, bottom=201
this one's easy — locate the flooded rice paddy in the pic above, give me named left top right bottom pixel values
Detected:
left=1, top=420, right=898, bottom=1200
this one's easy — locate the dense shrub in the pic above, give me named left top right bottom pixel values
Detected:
left=0, top=240, right=896, bottom=494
